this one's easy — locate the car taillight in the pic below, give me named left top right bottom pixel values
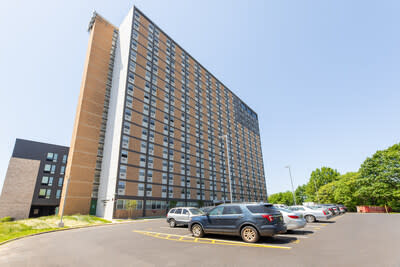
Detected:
left=323, top=210, right=327, bottom=215
left=288, top=215, right=299, bottom=219
left=262, top=214, right=274, bottom=222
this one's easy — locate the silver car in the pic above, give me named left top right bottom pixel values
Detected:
left=276, top=207, right=307, bottom=231
left=289, top=205, right=331, bottom=223
left=166, top=207, right=204, bottom=227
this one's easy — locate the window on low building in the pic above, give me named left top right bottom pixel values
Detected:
left=56, top=189, right=61, bottom=199
left=41, top=176, right=49, bottom=185
left=48, top=177, right=54, bottom=186
left=44, top=164, right=51, bottom=173
left=39, top=189, right=46, bottom=198
left=46, top=153, right=54, bottom=161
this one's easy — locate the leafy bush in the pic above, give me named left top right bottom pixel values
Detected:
left=0, top=216, right=14, bottom=223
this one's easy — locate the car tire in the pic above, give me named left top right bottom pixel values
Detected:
left=241, top=226, right=260, bottom=243
left=305, top=215, right=316, bottom=223
left=169, top=219, right=176, bottom=228
left=191, top=224, right=204, bottom=238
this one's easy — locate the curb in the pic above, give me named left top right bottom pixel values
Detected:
left=0, top=218, right=163, bottom=246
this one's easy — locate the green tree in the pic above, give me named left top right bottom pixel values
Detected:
left=126, top=200, right=137, bottom=219
left=295, top=184, right=307, bottom=204
left=333, top=172, right=361, bottom=211
left=268, top=191, right=295, bottom=206
left=169, top=200, right=177, bottom=209
left=305, top=167, right=340, bottom=202
left=356, top=143, right=400, bottom=211
left=317, top=181, right=338, bottom=204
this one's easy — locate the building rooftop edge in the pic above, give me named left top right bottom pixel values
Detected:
left=88, top=10, right=119, bottom=32
left=89, top=6, right=259, bottom=118
left=15, top=138, right=69, bottom=149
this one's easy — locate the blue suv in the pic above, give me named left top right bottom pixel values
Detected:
left=189, top=203, right=286, bottom=243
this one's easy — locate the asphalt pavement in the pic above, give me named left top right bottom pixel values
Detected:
left=0, top=213, right=399, bottom=267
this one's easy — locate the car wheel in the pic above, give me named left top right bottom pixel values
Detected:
left=241, top=226, right=260, bottom=243
left=305, top=215, right=316, bottom=223
left=169, top=219, right=176, bottom=228
left=191, top=224, right=204, bottom=238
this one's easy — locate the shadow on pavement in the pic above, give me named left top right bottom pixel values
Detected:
left=285, top=229, right=314, bottom=235
left=202, top=234, right=296, bottom=245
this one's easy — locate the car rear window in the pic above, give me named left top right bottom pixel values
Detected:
left=169, top=209, right=176, bottom=213
left=246, top=205, right=276, bottom=214
left=175, top=208, right=182, bottom=214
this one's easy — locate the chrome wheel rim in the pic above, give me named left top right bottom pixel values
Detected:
left=170, top=220, right=175, bottom=227
left=243, top=228, right=256, bottom=242
left=192, top=225, right=201, bottom=236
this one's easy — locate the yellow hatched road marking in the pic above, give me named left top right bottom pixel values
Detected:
left=132, top=230, right=292, bottom=249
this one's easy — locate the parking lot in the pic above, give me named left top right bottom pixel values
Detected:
left=131, top=217, right=334, bottom=250
left=0, top=213, right=399, bottom=266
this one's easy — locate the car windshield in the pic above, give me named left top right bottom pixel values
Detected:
left=189, top=208, right=203, bottom=215
left=308, top=206, right=322, bottom=210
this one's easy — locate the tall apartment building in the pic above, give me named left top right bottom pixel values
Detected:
left=0, top=139, right=69, bottom=219
left=59, top=6, right=267, bottom=220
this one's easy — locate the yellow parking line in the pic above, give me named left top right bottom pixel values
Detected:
left=132, top=230, right=291, bottom=249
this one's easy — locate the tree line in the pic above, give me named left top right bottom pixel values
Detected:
left=268, top=143, right=400, bottom=211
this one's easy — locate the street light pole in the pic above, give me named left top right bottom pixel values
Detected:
left=285, top=166, right=297, bottom=205
left=58, top=178, right=70, bottom=228
left=219, top=135, right=233, bottom=203
left=314, top=178, right=320, bottom=204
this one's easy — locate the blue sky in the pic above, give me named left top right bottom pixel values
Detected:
left=0, top=0, right=399, bottom=194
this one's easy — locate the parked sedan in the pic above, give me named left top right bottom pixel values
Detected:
left=189, top=203, right=286, bottom=243
left=289, top=205, right=331, bottom=223
left=337, top=204, right=347, bottom=213
left=167, top=207, right=204, bottom=227
left=319, top=204, right=341, bottom=215
left=275, top=207, right=307, bottom=231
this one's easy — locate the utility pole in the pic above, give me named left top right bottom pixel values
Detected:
left=219, top=135, right=233, bottom=203
left=285, top=166, right=297, bottom=205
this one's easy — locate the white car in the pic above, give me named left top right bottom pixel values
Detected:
left=275, top=207, right=307, bottom=231
left=273, top=204, right=289, bottom=209
left=289, top=205, right=331, bottom=223
left=166, top=207, right=204, bottom=227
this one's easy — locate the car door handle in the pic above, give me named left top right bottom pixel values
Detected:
left=238, top=215, right=244, bottom=218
